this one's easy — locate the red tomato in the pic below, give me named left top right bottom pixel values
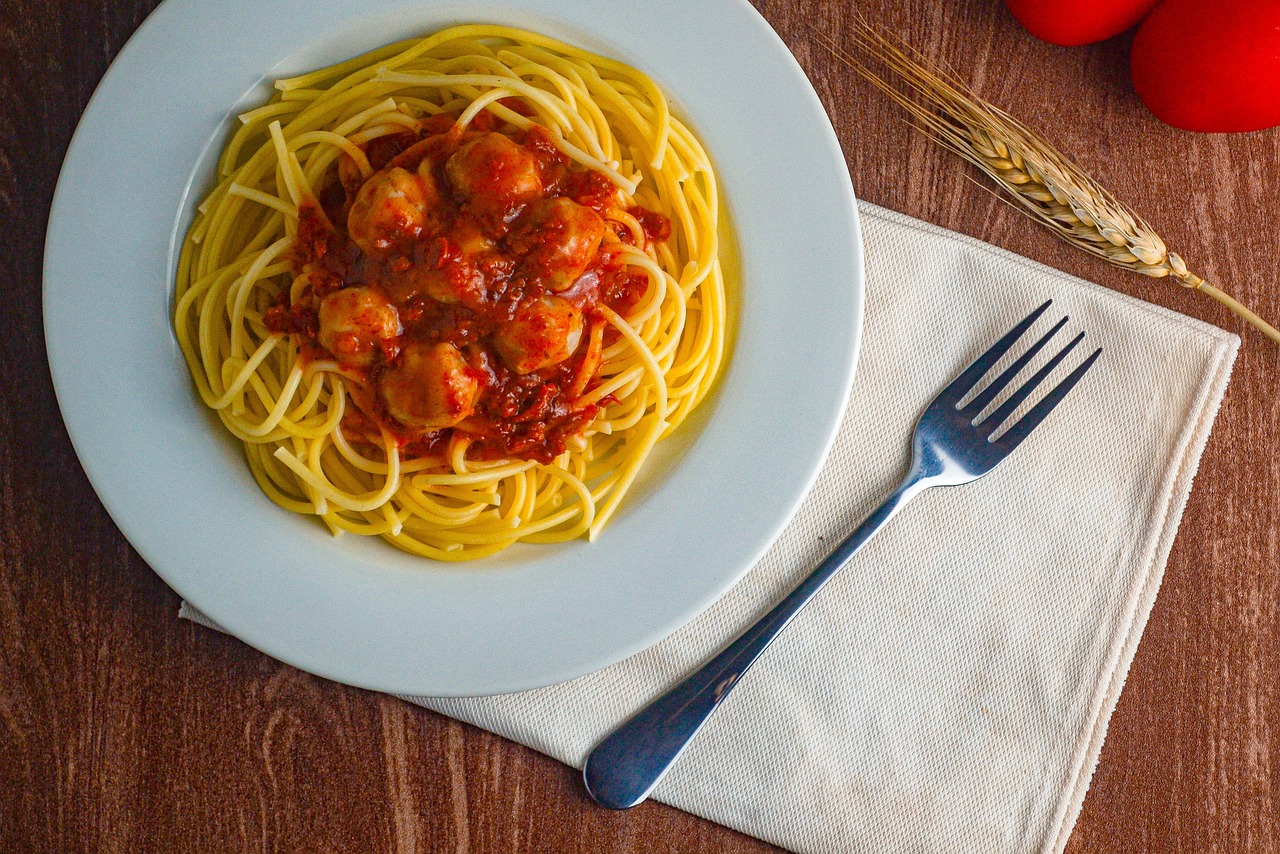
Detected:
left=1003, top=0, right=1160, bottom=46
left=1131, top=0, right=1280, bottom=132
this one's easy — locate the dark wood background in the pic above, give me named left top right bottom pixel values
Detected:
left=3, top=0, right=1277, bottom=851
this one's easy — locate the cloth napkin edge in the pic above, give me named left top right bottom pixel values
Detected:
left=1046, top=331, right=1239, bottom=853
left=857, top=201, right=1242, bottom=349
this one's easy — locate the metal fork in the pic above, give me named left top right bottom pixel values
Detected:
left=582, top=300, right=1102, bottom=809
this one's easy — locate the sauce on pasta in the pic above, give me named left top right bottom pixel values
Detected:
left=266, top=112, right=667, bottom=465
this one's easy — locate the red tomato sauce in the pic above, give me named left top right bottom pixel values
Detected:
left=265, top=114, right=670, bottom=465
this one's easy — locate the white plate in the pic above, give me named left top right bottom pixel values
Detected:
left=44, top=0, right=863, bottom=696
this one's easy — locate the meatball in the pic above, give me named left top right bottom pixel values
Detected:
left=379, top=342, right=482, bottom=431
left=510, top=197, right=606, bottom=291
left=346, top=166, right=442, bottom=256
left=445, top=132, right=542, bottom=222
left=490, top=296, right=584, bottom=375
left=316, top=287, right=401, bottom=367
left=385, top=220, right=500, bottom=309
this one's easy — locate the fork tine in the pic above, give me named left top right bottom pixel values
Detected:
left=995, top=346, right=1103, bottom=452
left=961, top=315, right=1069, bottom=415
left=978, top=331, right=1084, bottom=431
left=944, top=300, right=1053, bottom=401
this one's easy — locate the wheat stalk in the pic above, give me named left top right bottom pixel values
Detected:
left=818, top=23, right=1280, bottom=345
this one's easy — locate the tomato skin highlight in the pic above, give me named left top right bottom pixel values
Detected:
left=1131, top=0, right=1280, bottom=133
left=1003, top=0, right=1159, bottom=46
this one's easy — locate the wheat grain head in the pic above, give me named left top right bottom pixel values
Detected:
left=819, top=22, right=1279, bottom=344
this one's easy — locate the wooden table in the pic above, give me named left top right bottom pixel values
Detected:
left=4, top=0, right=1277, bottom=850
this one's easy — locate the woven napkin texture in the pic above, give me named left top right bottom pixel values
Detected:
left=183, top=201, right=1238, bottom=853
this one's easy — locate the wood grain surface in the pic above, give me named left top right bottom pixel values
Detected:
left=3, top=0, right=1277, bottom=851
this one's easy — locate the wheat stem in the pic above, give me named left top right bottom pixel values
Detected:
left=1196, top=283, right=1280, bottom=344
left=819, top=22, right=1280, bottom=345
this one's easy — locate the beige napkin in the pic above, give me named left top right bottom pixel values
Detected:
left=183, top=201, right=1238, bottom=853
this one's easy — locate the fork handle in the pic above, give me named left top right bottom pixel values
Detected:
left=581, top=474, right=931, bottom=809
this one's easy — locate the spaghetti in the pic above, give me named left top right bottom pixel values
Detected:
left=174, top=24, right=726, bottom=560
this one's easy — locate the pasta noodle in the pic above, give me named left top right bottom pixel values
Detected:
left=173, top=24, right=726, bottom=560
